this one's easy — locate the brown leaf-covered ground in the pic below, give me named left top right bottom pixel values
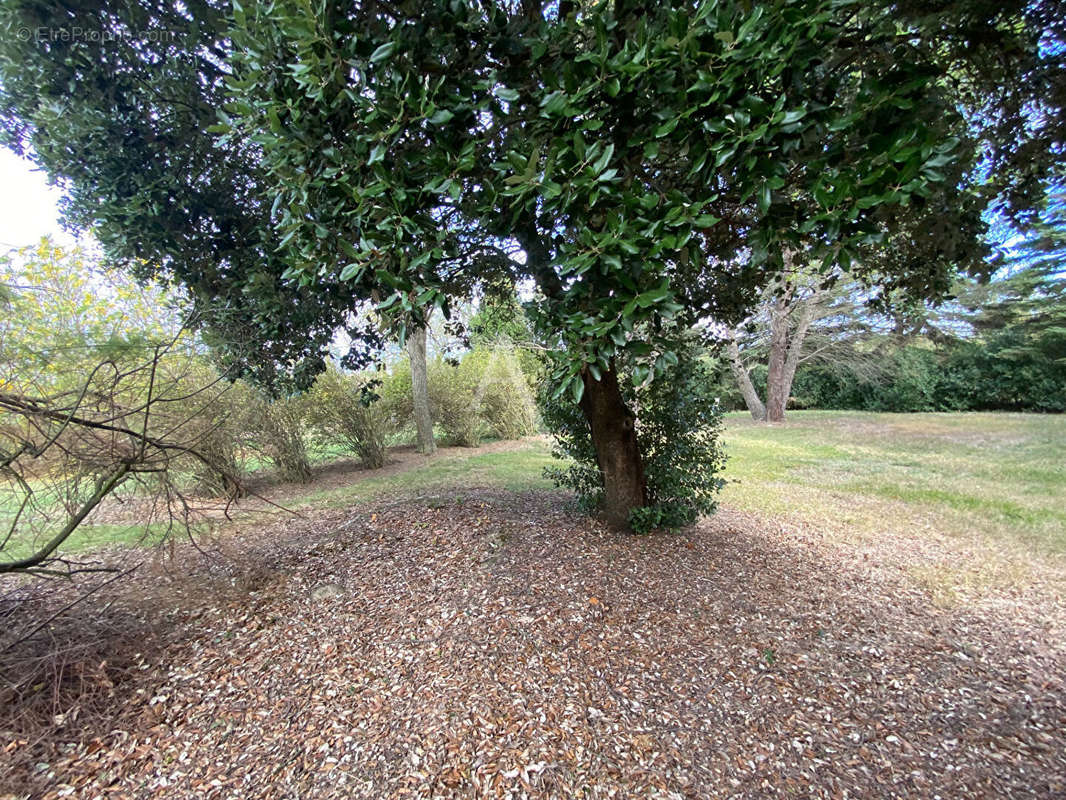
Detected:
left=3, top=484, right=1064, bottom=799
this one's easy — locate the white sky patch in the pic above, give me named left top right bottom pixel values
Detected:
left=0, top=150, right=76, bottom=251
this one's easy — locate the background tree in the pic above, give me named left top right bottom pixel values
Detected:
left=406, top=317, right=437, bottom=456
left=776, top=250, right=1066, bottom=414
left=968, top=186, right=1066, bottom=365
left=725, top=266, right=834, bottom=423
left=0, top=243, right=239, bottom=575
left=0, top=238, right=183, bottom=386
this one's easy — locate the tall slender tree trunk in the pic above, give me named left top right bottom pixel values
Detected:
left=726, top=339, right=767, bottom=421
left=407, top=323, right=436, bottom=455
left=765, top=294, right=791, bottom=422
left=578, top=365, right=647, bottom=529
left=776, top=291, right=820, bottom=419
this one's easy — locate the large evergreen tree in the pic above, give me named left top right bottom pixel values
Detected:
left=221, top=0, right=1060, bottom=525
left=1, top=0, right=1062, bottom=527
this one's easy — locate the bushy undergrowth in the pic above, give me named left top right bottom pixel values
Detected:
left=180, top=376, right=250, bottom=497
left=477, top=347, right=539, bottom=439
left=429, top=355, right=486, bottom=446
left=177, top=345, right=539, bottom=492
left=540, top=341, right=726, bottom=533
left=306, top=366, right=388, bottom=468
left=377, top=346, right=538, bottom=448
left=241, top=391, right=314, bottom=482
left=428, top=347, right=538, bottom=446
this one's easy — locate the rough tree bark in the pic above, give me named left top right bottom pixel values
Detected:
left=579, top=365, right=647, bottom=530
left=521, top=229, right=647, bottom=529
left=727, top=338, right=767, bottom=421
left=764, top=291, right=792, bottom=423
left=771, top=295, right=820, bottom=421
left=731, top=251, right=825, bottom=423
left=407, top=323, right=436, bottom=455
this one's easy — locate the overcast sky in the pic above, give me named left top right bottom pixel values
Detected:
left=0, top=149, right=74, bottom=252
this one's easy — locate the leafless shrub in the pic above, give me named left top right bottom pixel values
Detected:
left=0, top=339, right=246, bottom=578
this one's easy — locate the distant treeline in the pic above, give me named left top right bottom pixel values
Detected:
left=714, top=336, right=1065, bottom=414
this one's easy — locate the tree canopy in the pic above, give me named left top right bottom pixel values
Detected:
left=0, top=0, right=383, bottom=390
left=226, top=0, right=1002, bottom=389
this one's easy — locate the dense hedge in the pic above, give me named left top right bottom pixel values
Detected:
left=790, top=339, right=1066, bottom=413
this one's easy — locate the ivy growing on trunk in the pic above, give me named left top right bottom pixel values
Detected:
left=540, top=333, right=725, bottom=532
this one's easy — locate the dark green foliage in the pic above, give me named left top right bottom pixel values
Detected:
left=792, top=347, right=940, bottom=412
left=783, top=191, right=1066, bottom=415
left=0, top=0, right=382, bottom=391
left=219, top=0, right=1047, bottom=402
left=3, top=0, right=1061, bottom=526
left=542, top=341, right=726, bottom=533
left=792, top=339, right=1066, bottom=413
left=939, top=336, right=1066, bottom=412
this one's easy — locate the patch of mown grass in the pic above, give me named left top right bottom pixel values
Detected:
left=8, top=414, right=1065, bottom=570
left=280, top=442, right=556, bottom=510
left=0, top=520, right=191, bottom=562
left=720, top=410, right=1066, bottom=556
left=1, top=443, right=555, bottom=562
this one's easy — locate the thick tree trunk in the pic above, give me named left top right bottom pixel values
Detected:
left=518, top=230, right=644, bottom=527
left=407, top=323, right=436, bottom=455
left=578, top=365, right=647, bottom=530
left=726, top=339, right=767, bottom=421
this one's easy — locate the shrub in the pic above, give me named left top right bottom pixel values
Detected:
left=790, top=335, right=1066, bottom=414
left=241, top=391, right=313, bottom=482
left=374, top=346, right=542, bottom=449
left=871, top=347, right=939, bottom=412
left=428, top=355, right=486, bottom=447
left=426, top=347, right=539, bottom=446
left=937, top=333, right=1066, bottom=412
left=540, top=337, right=726, bottom=533
left=143, top=360, right=249, bottom=498
left=306, top=365, right=388, bottom=468
left=376, top=359, right=415, bottom=437
left=184, top=380, right=250, bottom=497
left=470, top=347, right=538, bottom=439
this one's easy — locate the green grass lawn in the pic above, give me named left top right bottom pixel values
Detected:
left=720, top=410, right=1066, bottom=556
left=281, top=410, right=1066, bottom=561
left=0, top=515, right=190, bottom=562
left=5, top=412, right=1064, bottom=569
left=279, top=443, right=557, bottom=511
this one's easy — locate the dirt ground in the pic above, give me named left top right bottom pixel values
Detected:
left=2, top=482, right=1063, bottom=799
